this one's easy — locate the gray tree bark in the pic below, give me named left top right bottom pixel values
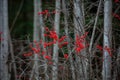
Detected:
left=116, top=47, right=120, bottom=80
left=52, top=0, right=60, bottom=80
left=30, top=0, right=41, bottom=80
left=0, top=0, right=10, bottom=80
left=39, top=0, right=49, bottom=80
left=73, top=0, right=88, bottom=80
left=113, top=47, right=120, bottom=80
left=102, top=0, right=112, bottom=80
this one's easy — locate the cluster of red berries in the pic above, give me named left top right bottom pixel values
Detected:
left=113, top=13, right=120, bottom=20
left=114, top=0, right=119, bottom=3
left=96, top=45, right=112, bottom=57
left=38, top=10, right=58, bottom=16
left=0, top=32, right=3, bottom=41
left=23, top=27, right=68, bottom=60
left=75, top=32, right=88, bottom=53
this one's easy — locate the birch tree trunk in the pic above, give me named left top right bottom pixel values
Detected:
left=39, top=0, right=49, bottom=80
left=52, top=0, right=60, bottom=80
left=73, top=0, right=88, bottom=80
left=0, top=0, right=10, bottom=80
left=31, top=0, right=41, bottom=79
left=102, top=0, right=112, bottom=80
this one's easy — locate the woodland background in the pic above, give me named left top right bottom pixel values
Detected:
left=0, top=0, right=120, bottom=80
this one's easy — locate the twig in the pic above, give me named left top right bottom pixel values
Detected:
left=10, top=0, right=24, bottom=32
left=89, top=0, right=102, bottom=53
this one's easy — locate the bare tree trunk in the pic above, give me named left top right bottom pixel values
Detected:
left=0, top=0, right=10, bottom=80
left=62, top=0, right=76, bottom=80
left=9, top=35, right=17, bottom=80
left=30, top=0, right=41, bottom=79
left=39, top=0, right=49, bottom=80
left=116, top=47, right=120, bottom=80
left=113, top=47, right=120, bottom=80
left=52, top=0, right=60, bottom=80
left=102, top=0, right=112, bottom=80
left=73, top=0, right=88, bottom=80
